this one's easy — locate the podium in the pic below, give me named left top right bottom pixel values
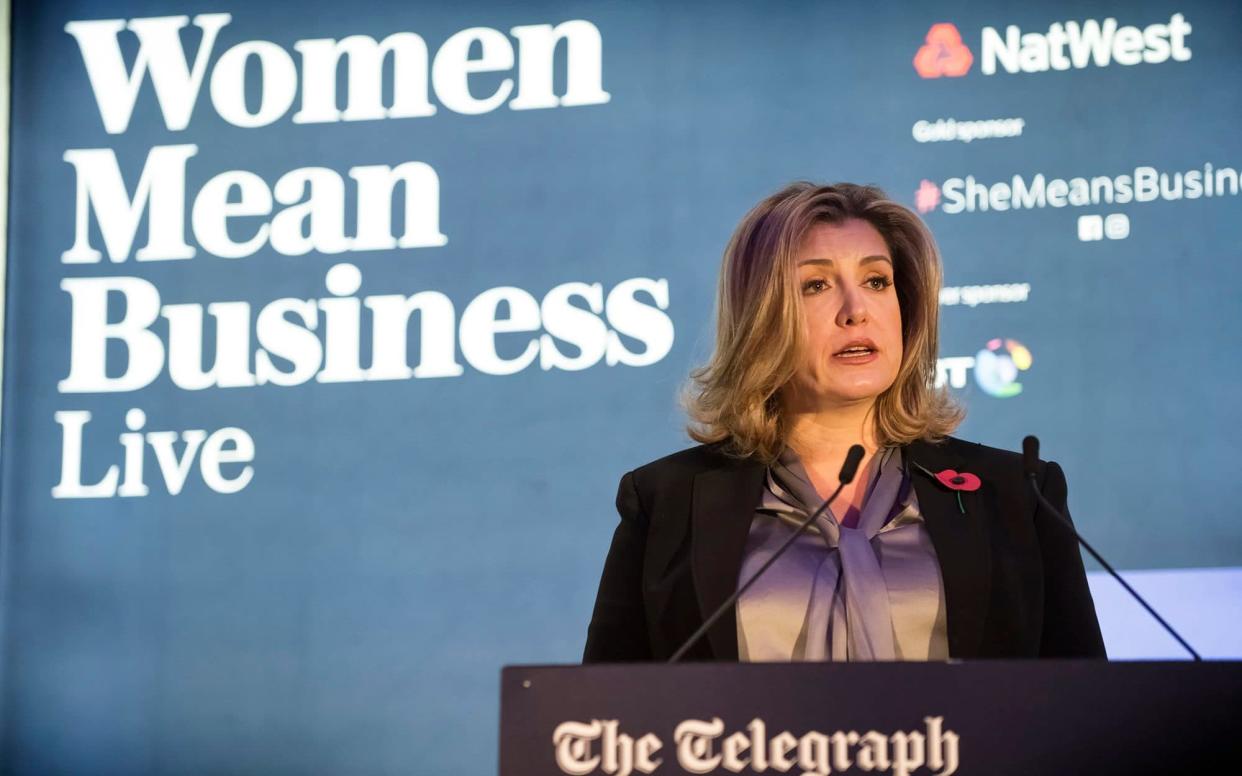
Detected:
left=500, top=661, right=1242, bottom=775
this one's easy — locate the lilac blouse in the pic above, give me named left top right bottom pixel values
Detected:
left=735, top=446, right=950, bottom=661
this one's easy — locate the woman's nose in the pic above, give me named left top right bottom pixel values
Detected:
left=836, top=287, right=869, bottom=326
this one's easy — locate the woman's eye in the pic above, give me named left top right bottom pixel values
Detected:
left=802, top=279, right=828, bottom=294
left=866, top=275, right=893, bottom=291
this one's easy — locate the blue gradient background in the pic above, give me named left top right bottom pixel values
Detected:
left=2, top=1, right=1240, bottom=773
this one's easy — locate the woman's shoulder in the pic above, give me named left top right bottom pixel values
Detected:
left=628, top=440, right=743, bottom=477
left=926, top=434, right=1022, bottom=462
left=621, top=440, right=757, bottom=494
left=622, top=434, right=1064, bottom=496
left=616, top=441, right=764, bottom=526
left=630, top=436, right=1044, bottom=472
left=912, top=434, right=1061, bottom=484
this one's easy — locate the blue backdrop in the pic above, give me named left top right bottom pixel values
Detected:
left=2, top=0, right=1240, bottom=773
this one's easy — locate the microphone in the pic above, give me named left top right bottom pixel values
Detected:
left=1022, top=435, right=1201, bottom=661
left=1022, top=435, right=1040, bottom=480
left=668, top=444, right=866, bottom=663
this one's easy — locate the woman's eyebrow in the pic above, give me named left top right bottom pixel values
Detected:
left=798, top=255, right=892, bottom=267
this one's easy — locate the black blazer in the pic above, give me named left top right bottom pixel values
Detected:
left=583, top=436, right=1106, bottom=662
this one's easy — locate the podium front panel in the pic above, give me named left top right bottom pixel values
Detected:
left=500, top=661, right=1241, bottom=775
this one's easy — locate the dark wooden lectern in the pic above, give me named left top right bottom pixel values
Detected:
left=500, top=661, right=1241, bottom=775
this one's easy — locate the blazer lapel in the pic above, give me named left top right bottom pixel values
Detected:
left=690, top=454, right=767, bottom=660
left=905, top=439, right=992, bottom=659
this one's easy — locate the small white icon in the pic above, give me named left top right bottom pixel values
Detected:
left=1103, top=213, right=1130, bottom=239
left=1077, top=215, right=1104, bottom=241
left=1078, top=213, right=1130, bottom=242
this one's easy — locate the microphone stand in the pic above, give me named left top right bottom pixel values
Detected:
left=1023, top=436, right=1201, bottom=661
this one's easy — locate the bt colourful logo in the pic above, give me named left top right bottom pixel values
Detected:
left=936, top=338, right=1033, bottom=398
left=974, top=338, right=1032, bottom=397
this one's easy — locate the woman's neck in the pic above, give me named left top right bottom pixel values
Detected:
left=784, top=400, right=880, bottom=466
left=783, top=401, right=883, bottom=508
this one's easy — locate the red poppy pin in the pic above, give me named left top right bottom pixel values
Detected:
left=911, top=461, right=979, bottom=514
left=934, top=469, right=981, bottom=492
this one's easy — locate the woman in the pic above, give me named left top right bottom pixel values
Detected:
left=583, top=181, right=1105, bottom=662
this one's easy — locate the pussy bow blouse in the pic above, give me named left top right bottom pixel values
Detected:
left=736, top=446, right=950, bottom=661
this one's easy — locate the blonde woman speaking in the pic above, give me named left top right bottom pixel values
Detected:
left=584, top=182, right=1105, bottom=662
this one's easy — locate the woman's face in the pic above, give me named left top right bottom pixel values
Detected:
left=787, top=218, right=904, bottom=411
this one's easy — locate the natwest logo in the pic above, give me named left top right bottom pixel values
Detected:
left=914, top=13, right=1192, bottom=78
left=981, top=12, right=1192, bottom=74
left=913, top=23, right=973, bottom=78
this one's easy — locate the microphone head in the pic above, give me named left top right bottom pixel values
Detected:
left=1022, top=435, right=1040, bottom=478
left=839, top=444, right=866, bottom=484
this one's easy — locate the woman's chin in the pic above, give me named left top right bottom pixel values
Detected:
left=821, top=378, right=894, bottom=406
left=787, top=371, right=897, bottom=409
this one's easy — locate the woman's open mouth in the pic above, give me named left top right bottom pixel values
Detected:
left=832, top=341, right=879, bottom=363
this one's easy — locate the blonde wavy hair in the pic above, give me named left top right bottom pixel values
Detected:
left=685, top=181, right=963, bottom=462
